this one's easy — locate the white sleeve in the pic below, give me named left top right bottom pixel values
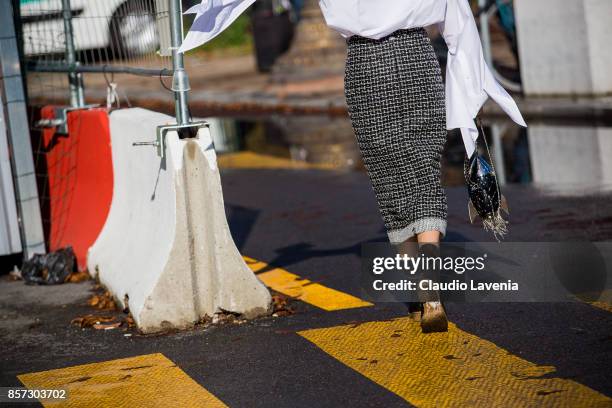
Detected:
left=439, top=0, right=526, bottom=157
left=179, top=0, right=257, bottom=53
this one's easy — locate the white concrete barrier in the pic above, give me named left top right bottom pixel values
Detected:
left=87, top=108, right=271, bottom=333
left=515, top=0, right=612, bottom=96
left=527, top=124, right=612, bottom=185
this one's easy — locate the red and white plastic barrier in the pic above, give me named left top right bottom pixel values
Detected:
left=38, top=106, right=114, bottom=270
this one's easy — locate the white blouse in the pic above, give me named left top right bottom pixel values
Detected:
left=179, top=0, right=527, bottom=156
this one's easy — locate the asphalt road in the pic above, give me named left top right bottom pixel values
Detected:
left=1, top=168, right=611, bottom=407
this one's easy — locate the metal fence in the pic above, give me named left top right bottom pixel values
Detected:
left=5, top=0, right=194, bottom=259
left=20, top=0, right=174, bottom=108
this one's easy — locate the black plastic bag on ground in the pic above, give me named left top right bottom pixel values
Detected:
left=21, top=247, right=76, bottom=285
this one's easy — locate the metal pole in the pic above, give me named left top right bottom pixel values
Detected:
left=478, top=0, right=506, bottom=185
left=169, top=0, right=190, bottom=126
left=27, top=61, right=174, bottom=77
left=1, top=0, right=46, bottom=258
left=491, top=124, right=506, bottom=184
left=478, top=0, right=493, bottom=66
left=61, top=0, right=84, bottom=107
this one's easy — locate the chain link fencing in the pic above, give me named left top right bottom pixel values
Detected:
left=15, top=0, right=182, bottom=257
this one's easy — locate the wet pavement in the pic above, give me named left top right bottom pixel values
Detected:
left=206, top=113, right=612, bottom=192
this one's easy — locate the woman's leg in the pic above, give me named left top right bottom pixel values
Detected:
left=417, top=236, right=448, bottom=333
left=344, top=29, right=448, bottom=332
left=398, top=232, right=448, bottom=332
left=396, top=237, right=421, bottom=319
left=417, top=231, right=440, bottom=244
left=396, top=28, right=448, bottom=332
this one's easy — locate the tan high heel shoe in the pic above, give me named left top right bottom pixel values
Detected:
left=414, top=244, right=448, bottom=333
left=421, top=301, right=448, bottom=333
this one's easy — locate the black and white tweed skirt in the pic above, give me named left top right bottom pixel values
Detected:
left=344, top=27, right=448, bottom=244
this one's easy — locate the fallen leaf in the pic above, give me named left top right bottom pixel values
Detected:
left=271, top=294, right=294, bottom=316
left=93, top=322, right=121, bottom=330
left=71, top=314, right=116, bottom=328
left=212, top=313, right=237, bottom=325
left=122, top=315, right=136, bottom=328
left=87, top=291, right=117, bottom=311
left=67, top=271, right=90, bottom=283
left=272, top=310, right=292, bottom=317
left=272, top=294, right=288, bottom=310
left=9, top=267, right=22, bottom=281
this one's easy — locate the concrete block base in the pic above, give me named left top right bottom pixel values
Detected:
left=87, top=108, right=271, bottom=333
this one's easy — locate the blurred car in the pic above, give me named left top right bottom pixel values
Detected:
left=20, top=0, right=160, bottom=58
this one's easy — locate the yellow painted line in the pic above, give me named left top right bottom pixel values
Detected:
left=584, top=289, right=612, bottom=313
left=244, top=256, right=373, bottom=311
left=298, top=317, right=611, bottom=407
left=18, top=353, right=227, bottom=408
left=572, top=289, right=612, bottom=313
left=589, top=300, right=612, bottom=313
left=218, top=151, right=335, bottom=170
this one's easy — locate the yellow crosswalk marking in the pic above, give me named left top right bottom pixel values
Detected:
left=218, top=151, right=334, bottom=170
left=585, top=289, right=612, bottom=313
left=590, top=300, right=612, bottom=313
left=244, top=256, right=373, bottom=311
left=18, top=353, right=227, bottom=408
left=299, top=317, right=611, bottom=407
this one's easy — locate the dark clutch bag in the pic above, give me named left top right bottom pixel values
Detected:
left=464, top=122, right=509, bottom=240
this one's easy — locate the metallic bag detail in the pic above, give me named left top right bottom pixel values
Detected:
left=464, top=118, right=509, bottom=241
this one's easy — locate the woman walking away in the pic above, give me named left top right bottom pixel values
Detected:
left=179, top=0, right=527, bottom=333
